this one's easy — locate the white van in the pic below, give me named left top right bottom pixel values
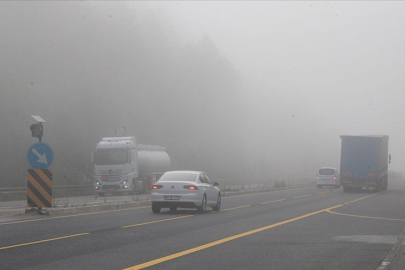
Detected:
left=317, top=167, right=340, bottom=188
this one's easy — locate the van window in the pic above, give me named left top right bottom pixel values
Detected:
left=319, top=168, right=335, bottom=175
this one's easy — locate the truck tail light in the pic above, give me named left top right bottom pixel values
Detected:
left=152, top=185, right=163, bottom=189
left=183, top=185, right=198, bottom=190
left=333, top=175, right=337, bottom=180
left=316, top=174, right=320, bottom=179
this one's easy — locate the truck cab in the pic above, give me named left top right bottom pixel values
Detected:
left=93, top=137, right=138, bottom=196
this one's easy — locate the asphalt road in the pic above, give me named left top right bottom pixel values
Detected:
left=1, top=179, right=405, bottom=270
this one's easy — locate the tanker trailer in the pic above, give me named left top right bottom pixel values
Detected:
left=93, top=137, right=171, bottom=196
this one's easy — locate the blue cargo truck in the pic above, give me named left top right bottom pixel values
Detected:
left=340, top=135, right=390, bottom=192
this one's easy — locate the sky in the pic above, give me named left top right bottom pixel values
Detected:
left=145, top=1, right=405, bottom=172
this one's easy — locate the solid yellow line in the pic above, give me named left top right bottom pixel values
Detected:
left=224, top=186, right=312, bottom=199
left=326, top=209, right=405, bottom=222
left=293, top=194, right=312, bottom=199
left=122, top=215, right=193, bottom=229
left=0, top=233, right=89, bottom=251
left=124, top=204, right=344, bottom=270
left=220, top=205, right=251, bottom=211
left=260, top=198, right=287, bottom=205
left=348, top=193, right=378, bottom=203
left=0, top=206, right=150, bottom=226
left=0, top=208, right=26, bottom=212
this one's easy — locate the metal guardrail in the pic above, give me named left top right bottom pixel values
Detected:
left=0, top=185, right=93, bottom=193
left=0, top=179, right=313, bottom=192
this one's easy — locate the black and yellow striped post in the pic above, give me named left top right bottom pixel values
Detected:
left=27, top=169, right=53, bottom=208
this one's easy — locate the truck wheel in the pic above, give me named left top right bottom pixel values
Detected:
left=130, top=179, right=136, bottom=195
left=152, top=204, right=161, bottom=214
left=170, top=207, right=177, bottom=212
left=343, top=186, right=350, bottom=192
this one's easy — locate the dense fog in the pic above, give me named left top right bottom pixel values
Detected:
left=1, top=2, right=404, bottom=187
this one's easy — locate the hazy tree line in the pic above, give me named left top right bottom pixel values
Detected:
left=0, top=2, right=249, bottom=187
left=0, top=2, right=341, bottom=188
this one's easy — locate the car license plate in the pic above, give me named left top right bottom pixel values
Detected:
left=164, top=196, right=180, bottom=200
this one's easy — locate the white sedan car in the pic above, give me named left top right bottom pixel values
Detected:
left=151, top=171, right=221, bottom=214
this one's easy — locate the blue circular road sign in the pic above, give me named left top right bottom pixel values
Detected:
left=27, top=142, right=54, bottom=169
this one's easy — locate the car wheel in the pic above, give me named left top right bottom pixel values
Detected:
left=197, top=195, right=207, bottom=214
left=212, top=193, right=221, bottom=211
left=152, top=204, right=161, bottom=214
left=170, top=207, right=177, bottom=212
left=98, top=192, right=105, bottom=197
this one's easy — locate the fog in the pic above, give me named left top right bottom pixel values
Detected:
left=1, top=2, right=404, bottom=187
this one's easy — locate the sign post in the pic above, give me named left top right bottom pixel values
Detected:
left=27, top=116, right=53, bottom=209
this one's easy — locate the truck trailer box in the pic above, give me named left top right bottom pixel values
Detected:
left=340, top=135, right=389, bottom=192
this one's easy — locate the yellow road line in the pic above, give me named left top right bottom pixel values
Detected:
left=221, top=205, right=252, bottom=211
left=326, top=209, right=405, bottom=222
left=123, top=204, right=344, bottom=270
left=122, top=216, right=193, bottom=229
left=293, top=194, right=312, bottom=199
left=0, top=206, right=150, bottom=226
left=347, top=193, right=378, bottom=203
left=224, top=186, right=312, bottom=199
left=0, top=233, right=89, bottom=251
left=317, top=191, right=331, bottom=195
left=260, top=198, right=287, bottom=205
left=0, top=208, right=26, bottom=212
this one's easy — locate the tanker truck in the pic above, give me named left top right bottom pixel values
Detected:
left=92, top=137, right=171, bottom=196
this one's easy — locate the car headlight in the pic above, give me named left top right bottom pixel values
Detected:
left=123, top=180, right=127, bottom=184
left=96, top=181, right=100, bottom=185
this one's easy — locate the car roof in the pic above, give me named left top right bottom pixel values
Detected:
left=318, top=167, right=337, bottom=170
left=164, top=170, right=203, bottom=174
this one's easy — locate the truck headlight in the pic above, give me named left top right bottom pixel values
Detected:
left=123, top=180, right=127, bottom=184
left=96, top=181, right=100, bottom=185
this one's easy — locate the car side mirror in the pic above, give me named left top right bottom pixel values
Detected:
left=214, top=182, right=219, bottom=187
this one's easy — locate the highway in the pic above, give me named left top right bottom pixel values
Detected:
left=1, top=178, right=405, bottom=270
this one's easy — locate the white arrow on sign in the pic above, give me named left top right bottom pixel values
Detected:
left=32, top=148, right=48, bottom=164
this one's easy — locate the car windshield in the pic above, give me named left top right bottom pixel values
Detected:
left=94, top=149, right=128, bottom=165
left=319, top=169, right=335, bottom=175
left=158, top=172, right=197, bottom=182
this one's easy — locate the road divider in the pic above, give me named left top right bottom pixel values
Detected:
left=23, top=185, right=315, bottom=216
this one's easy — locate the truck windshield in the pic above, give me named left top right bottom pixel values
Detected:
left=95, top=148, right=128, bottom=165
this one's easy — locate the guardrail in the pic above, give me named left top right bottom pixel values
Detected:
left=0, top=185, right=95, bottom=202
left=0, top=179, right=315, bottom=202
left=0, top=185, right=93, bottom=193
